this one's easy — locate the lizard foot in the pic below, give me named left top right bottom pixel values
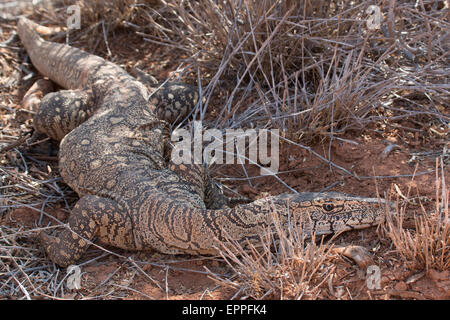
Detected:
left=39, top=195, right=135, bottom=267
left=38, top=229, right=82, bottom=267
left=333, top=245, right=374, bottom=269
left=34, top=89, right=96, bottom=141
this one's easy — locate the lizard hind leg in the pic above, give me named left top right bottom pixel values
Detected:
left=33, top=89, right=96, bottom=141
left=40, top=195, right=134, bottom=267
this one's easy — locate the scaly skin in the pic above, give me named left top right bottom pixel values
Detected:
left=18, top=17, right=390, bottom=267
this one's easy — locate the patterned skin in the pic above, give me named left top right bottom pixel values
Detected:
left=18, top=17, right=389, bottom=267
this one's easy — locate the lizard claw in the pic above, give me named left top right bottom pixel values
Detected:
left=38, top=230, right=53, bottom=248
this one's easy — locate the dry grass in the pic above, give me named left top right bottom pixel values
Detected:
left=6, top=0, right=448, bottom=139
left=210, top=162, right=449, bottom=299
left=385, top=159, right=449, bottom=272
left=208, top=209, right=337, bottom=299
left=141, top=0, right=449, bottom=142
left=25, top=0, right=447, bottom=141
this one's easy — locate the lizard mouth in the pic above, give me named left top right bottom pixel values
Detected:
left=279, top=191, right=393, bottom=204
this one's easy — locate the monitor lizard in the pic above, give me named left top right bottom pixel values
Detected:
left=17, top=17, right=391, bottom=267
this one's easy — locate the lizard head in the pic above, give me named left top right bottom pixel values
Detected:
left=276, top=192, right=394, bottom=236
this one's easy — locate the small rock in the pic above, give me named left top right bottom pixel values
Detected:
left=240, top=184, right=258, bottom=196
left=428, top=269, right=449, bottom=281
left=394, top=281, right=407, bottom=291
left=56, top=209, right=69, bottom=221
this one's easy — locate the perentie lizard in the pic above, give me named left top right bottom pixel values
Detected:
left=17, top=17, right=390, bottom=267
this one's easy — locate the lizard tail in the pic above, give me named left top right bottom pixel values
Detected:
left=17, top=17, right=44, bottom=52
left=17, top=17, right=145, bottom=93
left=17, top=17, right=101, bottom=90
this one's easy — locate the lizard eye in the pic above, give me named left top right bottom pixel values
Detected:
left=322, top=203, right=334, bottom=212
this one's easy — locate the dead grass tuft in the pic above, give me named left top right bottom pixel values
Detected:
left=208, top=205, right=336, bottom=299
left=75, top=0, right=161, bottom=39
left=385, top=158, right=449, bottom=272
left=143, top=0, right=449, bottom=142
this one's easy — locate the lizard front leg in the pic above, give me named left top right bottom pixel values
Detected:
left=150, top=82, right=199, bottom=125
left=168, top=162, right=230, bottom=210
left=40, top=195, right=135, bottom=267
left=130, top=68, right=200, bottom=124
